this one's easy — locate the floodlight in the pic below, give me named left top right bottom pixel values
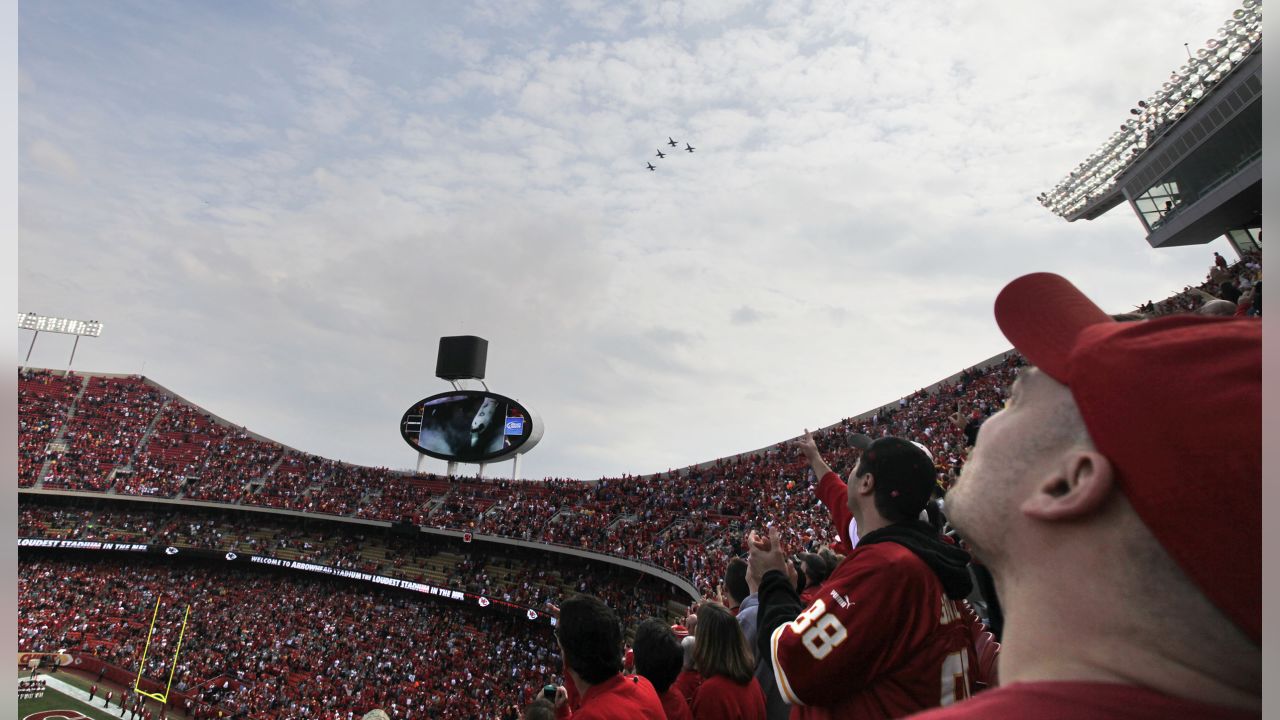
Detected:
left=1039, top=0, right=1261, bottom=218
left=18, top=312, right=105, bottom=372
left=17, top=313, right=103, bottom=337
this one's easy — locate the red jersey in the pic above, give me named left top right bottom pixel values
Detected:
left=691, top=675, right=766, bottom=720
left=767, top=543, right=975, bottom=719
left=557, top=673, right=667, bottom=720
left=673, top=669, right=702, bottom=707
left=659, top=685, right=693, bottom=720
left=816, top=471, right=856, bottom=556
left=905, top=681, right=1259, bottom=719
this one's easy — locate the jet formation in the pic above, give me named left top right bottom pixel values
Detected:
left=647, top=137, right=696, bottom=171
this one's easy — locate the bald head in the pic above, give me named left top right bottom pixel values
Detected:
left=1198, top=299, right=1237, bottom=316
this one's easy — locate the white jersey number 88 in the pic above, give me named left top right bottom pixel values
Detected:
left=788, top=599, right=850, bottom=660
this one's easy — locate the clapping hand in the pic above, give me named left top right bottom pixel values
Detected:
left=747, top=526, right=789, bottom=588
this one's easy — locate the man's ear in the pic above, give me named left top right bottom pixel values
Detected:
left=1021, top=450, right=1115, bottom=520
left=857, top=472, right=875, bottom=497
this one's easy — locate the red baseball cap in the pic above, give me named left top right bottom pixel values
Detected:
left=995, top=273, right=1261, bottom=643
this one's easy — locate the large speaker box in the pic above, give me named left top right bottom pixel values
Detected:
left=436, top=336, right=488, bottom=380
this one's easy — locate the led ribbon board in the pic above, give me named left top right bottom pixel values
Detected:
left=18, top=539, right=555, bottom=627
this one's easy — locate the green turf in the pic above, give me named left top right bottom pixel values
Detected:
left=17, top=684, right=126, bottom=720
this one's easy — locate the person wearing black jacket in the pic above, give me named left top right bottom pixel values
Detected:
left=748, top=434, right=975, bottom=719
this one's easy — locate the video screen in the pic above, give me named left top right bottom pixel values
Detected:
left=415, top=394, right=522, bottom=461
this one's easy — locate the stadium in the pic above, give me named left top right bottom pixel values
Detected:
left=16, top=2, right=1263, bottom=720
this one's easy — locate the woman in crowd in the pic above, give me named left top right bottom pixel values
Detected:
left=690, top=603, right=766, bottom=720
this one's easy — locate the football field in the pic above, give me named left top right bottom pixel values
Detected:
left=17, top=684, right=128, bottom=720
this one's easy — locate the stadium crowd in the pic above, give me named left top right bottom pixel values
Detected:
left=18, top=251, right=1261, bottom=719
left=20, top=358, right=1023, bottom=598
left=18, top=368, right=78, bottom=486
left=15, top=353, right=1018, bottom=598
left=19, top=556, right=559, bottom=719
left=17, top=251, right=1261, bottom=598
left=18, top=501, right=685, bottom=629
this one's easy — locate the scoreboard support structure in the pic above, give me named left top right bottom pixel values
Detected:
left=418, top=453, right=525, bottom=480
left=404, top=337, right=542, bottom=482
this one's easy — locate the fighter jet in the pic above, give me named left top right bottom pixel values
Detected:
left=656, top=149, right=666, bottom=159
left=685, top=143, right=695, bottom=153
left=646, top=162, right=656, bottom=171
left=667, top=137, right=679, bottom=147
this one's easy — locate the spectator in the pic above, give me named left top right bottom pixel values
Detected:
left=1213, top=251, right=1228, bottom=270
left=751, top=572, right=790, bottom=720
left=525, top=698, right=557, bottom=720
left=555, top=594, right=665, bottom=719
left=913, top=273, right=1261, bottom=718
left=1198, top=299, right=1238, bottom=316
left=1232, top=286, right=1255, bottom=317
left=689, top=602, right=766, bottom=720
left=720, top=557, right=761, bottom=649
left=749, top=433, right=975, bottom=718
left=793, top=553, right=832, bottom=589
left=632, top=618, right=691, bottom=720
left=673, top=635, right=701, bottom=707
left=722, top=559, right=749, bottom=616
left=731, top=560, right=759, bottom=649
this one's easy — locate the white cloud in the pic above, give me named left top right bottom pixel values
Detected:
left=16, top=0, right=1250, bottom=479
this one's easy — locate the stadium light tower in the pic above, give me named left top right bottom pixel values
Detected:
left=1038, top=0, right=1262, bottom=252
left=17, top=313, right=104, bottom=374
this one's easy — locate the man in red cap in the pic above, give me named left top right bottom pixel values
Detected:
left=910, top=273, right=1260, bottom=718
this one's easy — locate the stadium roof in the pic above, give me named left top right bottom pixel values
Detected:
left=1038, top=0, right=1262, bottom=221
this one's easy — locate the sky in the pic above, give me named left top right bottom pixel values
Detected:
left=17, top=0, right=1249, bottom=481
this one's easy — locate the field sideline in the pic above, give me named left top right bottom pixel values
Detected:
left=16, top=673, right=163, bottom=720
